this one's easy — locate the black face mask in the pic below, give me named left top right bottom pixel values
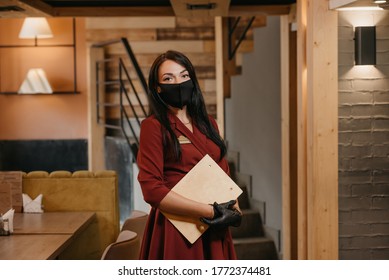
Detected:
left=158, top=79, right=194, bottom=109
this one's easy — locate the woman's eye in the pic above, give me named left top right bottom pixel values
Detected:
left=182, top=74, right=189, bottom=78
left=162, top=77, right=172, bottom=82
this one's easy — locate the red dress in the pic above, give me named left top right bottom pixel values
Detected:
left=137, top=113, right=237, bottom=260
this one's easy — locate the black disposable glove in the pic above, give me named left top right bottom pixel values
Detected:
left=200, top=201, right=242, bottom=228
left=218, top=199, right=236, bottom=210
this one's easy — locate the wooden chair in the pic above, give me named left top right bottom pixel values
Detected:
left=121, top=210, right=148, bottom=244
left=101, top=230, right=139, bottom=260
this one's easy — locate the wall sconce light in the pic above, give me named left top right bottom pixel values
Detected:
left=18, top=17, right=53, bottom=46
left=355, top=26, right=376, bottom=65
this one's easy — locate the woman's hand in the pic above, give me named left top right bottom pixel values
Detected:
left=200, top=200, right=242, bottom=228
left=219, top=199, right=242, bottom=215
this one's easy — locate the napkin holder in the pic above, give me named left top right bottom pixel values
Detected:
left=0, top=208, right=14, bottom=235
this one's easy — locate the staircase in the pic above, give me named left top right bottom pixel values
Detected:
left=228, top=151, right=278, bottom=260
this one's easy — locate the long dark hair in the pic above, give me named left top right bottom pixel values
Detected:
left=147, top=50, right=227, bottom=161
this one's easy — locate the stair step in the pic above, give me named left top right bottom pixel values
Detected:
left=238, top=185, right=250, bottom=209
left=227, top=150, right=240, bottom=176
left=233, top=237, right=278, bottom=260
left=230, top=209, right=263, bottom=238
left=236, top=172, right=251, bottom=191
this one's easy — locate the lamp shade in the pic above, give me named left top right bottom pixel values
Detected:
left=19, top=17, right=53, bottom=39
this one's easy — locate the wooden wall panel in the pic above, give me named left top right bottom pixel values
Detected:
left=157, top=28, right=214, bottom=40
left=0, top=18, right=88, bottom=140
left=203, top=40, right=253, bottom=53
left=175, top=17, right=215, bottom=27
left=106, top=40, right=206, bottom=54
left=86, top=29, right=157, bottom=42
left=86, top=17, right=176, bottom=29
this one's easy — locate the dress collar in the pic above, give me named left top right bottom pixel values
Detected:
left=168, top=112, right=208, bottom=156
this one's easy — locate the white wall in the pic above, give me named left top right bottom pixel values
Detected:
left=225, top=16, right=282, bottom=232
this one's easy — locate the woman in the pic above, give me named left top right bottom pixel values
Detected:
left=137, top=50, right=242, bottom=260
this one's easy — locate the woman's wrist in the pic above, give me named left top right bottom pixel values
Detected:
left=206, top=204, right=214, bottom=219
left=200, top=204, right=214, bottom=219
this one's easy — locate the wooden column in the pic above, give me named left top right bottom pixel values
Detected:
left=306, top=0, right=338, bottom=259
left=215, top=16, right=223, bottom=135
left=280, top=14, right=291, bottom=260
left=296, top=0, right=338, bottom=259
left=296, top=0, right=308, bottom=259
left=281, top=6, right=298, bottom=260
left=87, top=47, right=106, bottom=171
left=215, top=16, right=239, bottom=137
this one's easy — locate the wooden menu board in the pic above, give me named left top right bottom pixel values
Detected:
left=0, top=172, right=23, bottom=214
left=162, top=154, right=242, bottom=244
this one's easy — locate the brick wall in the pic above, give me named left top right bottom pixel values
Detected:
left=338, top=11, right=389, bottom=259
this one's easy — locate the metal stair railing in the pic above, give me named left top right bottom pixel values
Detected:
left=228, top=16, right=256, bottom=60
left=92, top=38, right=148, bottom=160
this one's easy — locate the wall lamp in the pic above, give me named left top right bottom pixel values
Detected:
left=18, top=17, right=53, bottom=46
left=354, top=26, right=376, bottom=65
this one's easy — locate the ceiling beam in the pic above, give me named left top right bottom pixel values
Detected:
left=42, top=6, right=176, bottom=17
left=329, top=0, right=382, bottom=10
left=328, top=0, right=356, bottom=10
left=37, top=5, right=291, bottom=17
left=1, top=1, right=293, bottom=18
left=17, top=0, right=54, bottom=16
left=0, top=0, right=52, bottom=17
left=228, top=5, right=291, bottom=16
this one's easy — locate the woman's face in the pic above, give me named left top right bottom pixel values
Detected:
left=158, top=59, right=190, bottom=85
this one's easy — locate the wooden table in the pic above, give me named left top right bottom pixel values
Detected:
left=0, top=212, right=96, bottom=260
left=0, top=235, right=73, bottom=260
left=13, top=212, right=95, bottom=235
